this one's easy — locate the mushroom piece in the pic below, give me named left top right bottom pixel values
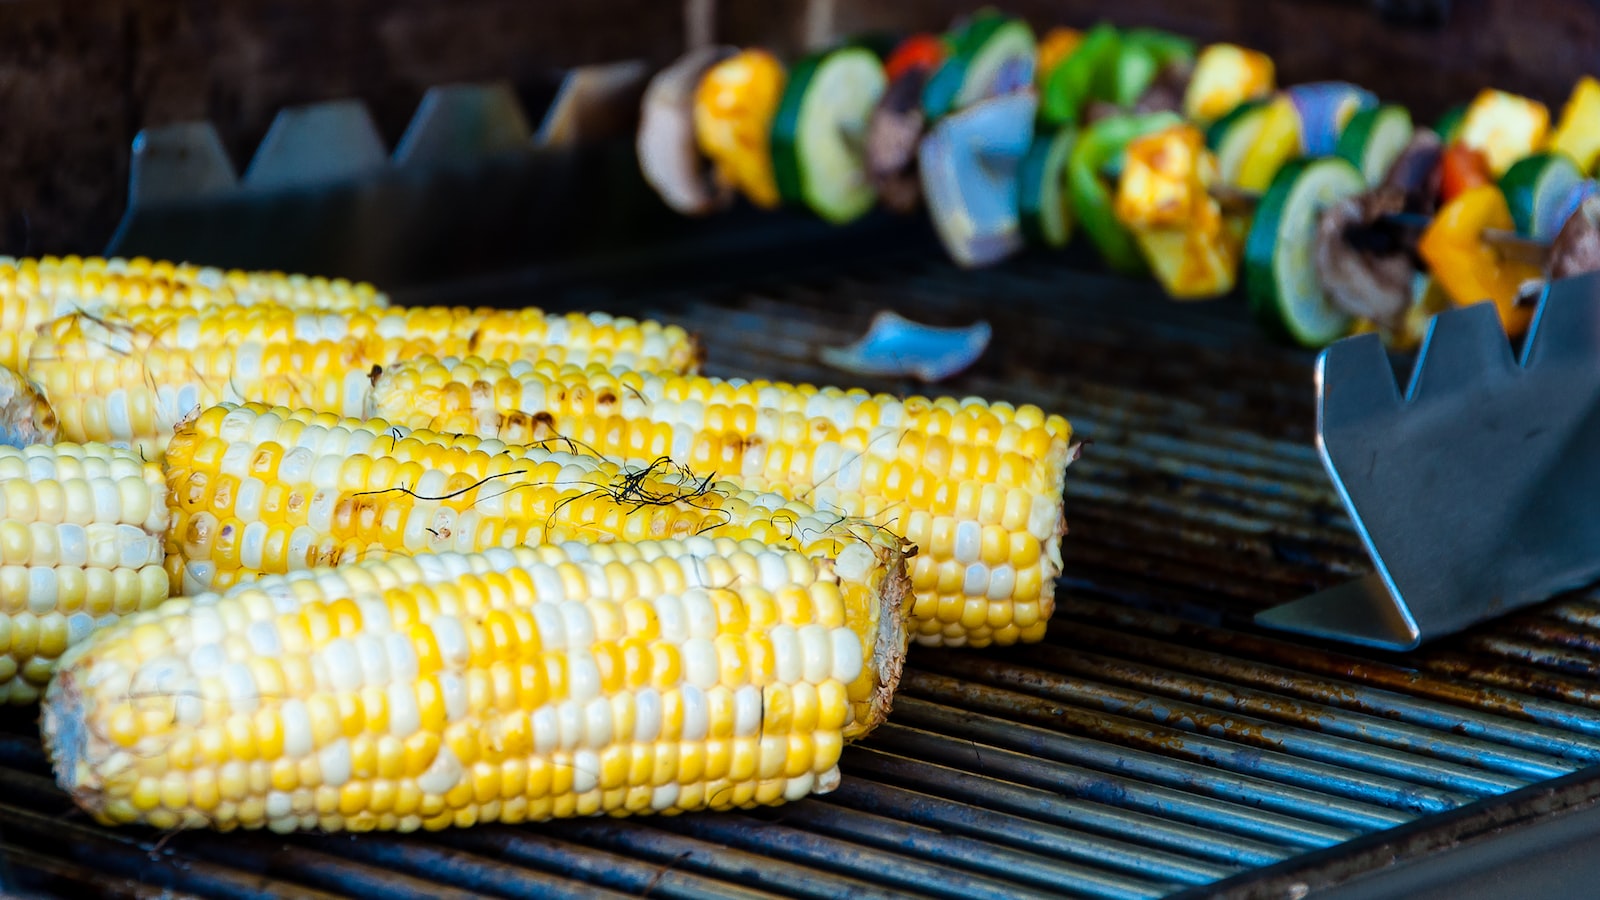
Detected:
left=1550, top=192, right=1600, bottom=281
left=866, top=67, right=931, bottom=215
left=1380, top=128, right=1444, bottom=217
left=637, top=45, right=737, bottom=215
left=1314, top=186, right=1416, bottom=329
left=1133, top=61, right=1195, bottom=117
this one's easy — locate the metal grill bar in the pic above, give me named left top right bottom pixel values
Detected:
left=1044, top=622, right=1600, bottom=764
left=647, top=813, right=1073, bottom=900
left=287, top=835, right=643, bottom=900
left=884, top=699, right=1409, bottom=832
left=842, top=747, right=1294, bottom=867
left=553, top=819, right=925, bottom=900
left=1014, top=644, right=1576, bottom=781
left=819, top=779, right=1234, bottom=887
left=428, top=828, right=790, bottom=900
left=710, top=806, right=1147, bottom=900
left=900, top=669, right=1476, bottom=814
left=0, top=847, right=208, bottom=900
left=934, top=650, right=1529, bottom=791
left=0, top=802, right=348, bottom=900
left=869, top=719, right=1359, bottom=850
left=1065, top=597, right=1600, bottom=739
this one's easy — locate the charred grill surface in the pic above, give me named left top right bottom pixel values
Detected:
left=6, top=249, right=1600, bottom=900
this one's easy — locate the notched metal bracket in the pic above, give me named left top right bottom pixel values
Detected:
left=1257, top=271, right=1600, bottom=650
left=102, top=64, right=665, bottom=282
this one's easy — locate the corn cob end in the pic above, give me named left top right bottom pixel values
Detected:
left=0, top=365, right=57, bottom=447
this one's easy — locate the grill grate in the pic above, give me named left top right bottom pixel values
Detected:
left=6, top=249, right=1600, bottom=899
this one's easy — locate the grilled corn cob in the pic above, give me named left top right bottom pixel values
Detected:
left=43, top=536, right=908, bottom=833
left=0, top=256, right=387, bottom=372
left=164, top=402, right=906, bottom=600
left=28, top=305, right=697, bottom=461
left=0, top=442, right=169, bottom=703
left=368, top=356, right=1077, bottom=648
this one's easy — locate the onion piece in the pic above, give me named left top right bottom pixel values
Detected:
left=637, top=46, right=736, bottom=215
left=918, top=91, right=1038, bottom=268
left=1379, top=127, right=1443, bottom=216
left=867, top=68, right=931, bottom=214
left=819, top=311, right=991, bottom=382
left=1550, top=192, right=1600, bottom=281
left=1288, top=82, right=1377, bottom=158
left=1539, top=179, right=1598, bottom=246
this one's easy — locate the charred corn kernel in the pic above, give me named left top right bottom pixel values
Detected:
left=0, top=442, right=169, bottom=702
left=370, top=357, right=1077, bottom=649
left=42, top=535, right=908, bottom=834
left=0, top=256, right=388, bottom=372
left=27, top=306, right=698, bottom=463
left=0, top=364, right=59, bottom=449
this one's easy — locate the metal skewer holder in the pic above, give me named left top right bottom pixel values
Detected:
left=1257, top=270, right=1600, bottom=650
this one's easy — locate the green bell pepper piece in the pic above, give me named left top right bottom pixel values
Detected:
left=1067, top=111, right=1184, bottom=275
left=1113, top=29, right=1197, bottom=107
left=1041, top=23, right=1120, bottom=126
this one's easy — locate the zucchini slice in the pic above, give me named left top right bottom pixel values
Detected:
left=1206, top=99, right=1269, bottom=187
left=923, top=14, right=1036, bottom=120
left=1019, top=126, right=1077, bottom=248
left=1335, top=105, right=1414, bottom=187
left=1499, top=152, right=1585, bottom=240
left=1245, top=156, right=1367, bottom=348
left=772, top=47, right=889, bottom=225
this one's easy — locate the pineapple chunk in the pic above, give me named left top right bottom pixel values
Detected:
left=1115, top=124, right=1240, bottom=299
left=1456, top=89, right=1550, bottom=176
left=1550, top=77, right=1600, bottom=174
left=1115, top=124, right=1210, bottom=228
left=1183, top=43, right=1275, bottom=123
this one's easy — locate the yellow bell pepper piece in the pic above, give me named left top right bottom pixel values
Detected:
left=1035, top=27, right=1084, bottom=90
left=1417, top=185, right=1543, bottom=337
left=1114, top=125, right=1240, bottom=299
left=694, top=50, right=787, bottom=209
left=1183, top=44, right=1275, bottom=124
left=1456, top=89, right=1550, bottom=177
left=1550, top=76, right=1600, bottom=175
left=1235, top=95, right=1302, bottom=193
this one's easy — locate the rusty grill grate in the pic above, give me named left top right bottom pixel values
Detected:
left=5, top=248, right=1600, bottom=899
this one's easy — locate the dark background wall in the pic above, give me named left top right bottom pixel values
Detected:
left=1, top=0, right=1596, bottom=256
